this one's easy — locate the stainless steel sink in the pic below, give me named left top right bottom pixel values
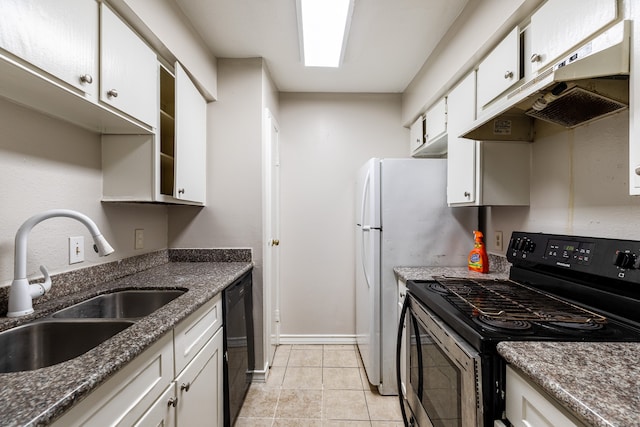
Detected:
left=52, top=289, right=186, bottom=319
left=0, top=320, right=134, bottom=373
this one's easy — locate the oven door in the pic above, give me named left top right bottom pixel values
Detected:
left=406, top=295, right=482, bottom=427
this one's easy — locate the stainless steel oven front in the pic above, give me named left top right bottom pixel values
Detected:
left=406, top=294, right=482, bottom=427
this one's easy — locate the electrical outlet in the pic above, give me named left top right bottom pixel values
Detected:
left=135, top=229, right=144, bottom=250
left=69, top=236, right=84, bottom=264
left=495, top=231, right=503, bottom=251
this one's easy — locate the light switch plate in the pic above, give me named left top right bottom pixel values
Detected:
left=135, top=229, right=144, bottom=249
left=495, top=231, right=503, bottom=251
left=69, top=236, right=84, bottom=264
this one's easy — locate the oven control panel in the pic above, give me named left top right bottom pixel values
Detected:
left=507, top=231, right=640, bottom=282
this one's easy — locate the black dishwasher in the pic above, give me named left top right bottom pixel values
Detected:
left=222, top=272, right=254, bottom=426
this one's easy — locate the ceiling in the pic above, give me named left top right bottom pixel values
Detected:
left=174, top=0, right=469, bottom=93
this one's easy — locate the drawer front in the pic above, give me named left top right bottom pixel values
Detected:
left=506, top=365, right=586, bottom=427
left=174, top=293, right=222, bottom=375
left=52, top=333, right=174, bottom=427
left=134, top=384, right=177, bottom=427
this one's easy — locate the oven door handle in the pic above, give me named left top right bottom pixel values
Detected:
left=411, top=313, right=425, bottom=400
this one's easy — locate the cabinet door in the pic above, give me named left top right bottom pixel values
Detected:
left=506, top=366, right=586, bottom=427
left=176, top=328, right=224, bottom=427
left=0, top=0, right=98, bottom=98
left=134, top=384, right=177, bottom=427
left=477, top=27, right=520, bottom=112
left=529, top=0, right=616, bottom=73
left=425, top=98, right=446, bottom=143
left=100, top=3, right=158, bottom=128
left=51, top=333, right=174, bottom=427
left=409, top=115, right=425, bottom=153
left=174, top=63, right=207, bottom=204
left=447, top=72, right=476, bottom=205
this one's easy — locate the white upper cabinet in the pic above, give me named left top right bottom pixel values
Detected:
left=447, top=72, right=477, bottom=205
left=411, top=97, right=448, bottom=157
left=174, top=63, right=207, bottom=204
left=476, top=27, right=521, bottom=112
left=529, top=0, right=617, bottom=73
left=425, top=98, right=447, bottom=146
left=409, top=115, right=425, bottom=153
left=100, top=3, right=158, bottom=128
left=102, top=61, right=207, bottom=206
left=0, top=0, right=99, bottom=99
left=447, top=71, right=530, bottom=207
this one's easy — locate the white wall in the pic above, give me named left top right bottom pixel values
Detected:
left=486, top=111, right=640, bottom=253
left=404, top=0, right=640, bottom=256
left=0, top=97, right=168, bottom=287
left=168, top=58, right=267, bottom=360
left=402, top=0, right=541, bottom=125
left=278, top=93, right=406, bottom=339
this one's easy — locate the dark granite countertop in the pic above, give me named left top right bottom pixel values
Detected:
left=0, top=252, right=252, bottom=426
left=498, top=341, right=640, bottom=427
left=394, top=254, right=511, bottom=282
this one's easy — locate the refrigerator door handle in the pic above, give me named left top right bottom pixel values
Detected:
left=360, top=169, right=375, bottom=289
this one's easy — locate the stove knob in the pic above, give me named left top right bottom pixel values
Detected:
left=613, top=251, right=636, bottom=269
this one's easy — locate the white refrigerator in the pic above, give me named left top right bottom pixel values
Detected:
left=355, top=158, right=477, bottom=395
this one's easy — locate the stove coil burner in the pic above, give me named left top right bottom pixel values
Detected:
left=546, top=321, right=604, bottom=331
left=427, top=282, right=449, bottom=294
left=475, top=315, right=533, bottom=331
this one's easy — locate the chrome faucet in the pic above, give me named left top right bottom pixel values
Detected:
left=7, top=209, right=115, bottom=317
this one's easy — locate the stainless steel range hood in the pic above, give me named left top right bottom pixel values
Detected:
left=461, top=20, right=630, bottom=142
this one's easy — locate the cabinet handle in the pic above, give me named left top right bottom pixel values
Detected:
left=504, top=71, right=513, bottom=79
left=107, top=89, right=119, bottom=98
left=181, top=382, right=191, bottom=392
left=167, top=397, right=178, bottom=407
left=635, top=166, right=640, bottom=176
left=79, top=74, right=93, bottom=84
left=464, top=191, right=471, bottom=198
left=530, top=53, right=541, bottom=63
left=178, top=188, right=185, bottom=195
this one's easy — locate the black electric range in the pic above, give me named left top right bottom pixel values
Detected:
left=404, top=231, right=640, bottom=426
left=408, top=231, right=640, bottom=352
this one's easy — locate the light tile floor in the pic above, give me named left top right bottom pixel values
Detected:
left=236, top=344, right=404, bottom=426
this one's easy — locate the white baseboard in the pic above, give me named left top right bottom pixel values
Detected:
left=250, top=335, right=358, bottom=384
left=251, top=360, right=270, bottom=383
left=277, top=334, right=357, bottom=345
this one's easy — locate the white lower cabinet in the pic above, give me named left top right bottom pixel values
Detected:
left=51, top=333, right=175, bottom=427
left=134, top=384, right=177, bottom=427
left=175, top=327, right=224, bottom=426
left=52, top=294, right=223, bottom=427
left=137, top=328, right=224, bottom=427
left=506, top=365, right=586, bottom=427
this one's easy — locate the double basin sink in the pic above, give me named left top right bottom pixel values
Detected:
left=0, top=289, right=186, bottom=373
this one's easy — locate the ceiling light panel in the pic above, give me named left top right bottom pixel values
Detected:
left=298, top=0, right=353, bottom=67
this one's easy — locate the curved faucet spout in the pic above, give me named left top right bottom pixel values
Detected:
left=7, top=209, right=115, bottom=317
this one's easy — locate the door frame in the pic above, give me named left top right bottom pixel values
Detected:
left=263, top=107, right=281, bottom=370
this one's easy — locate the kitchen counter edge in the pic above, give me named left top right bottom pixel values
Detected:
left=0, top=259, right=252, bottom=427
left=498, top=341, right=640, bottom=427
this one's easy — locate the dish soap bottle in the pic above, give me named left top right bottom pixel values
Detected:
left=468, top=230, right=489, bottom=273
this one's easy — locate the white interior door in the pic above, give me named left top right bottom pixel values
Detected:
left=264, top=108, right=281, bottom=368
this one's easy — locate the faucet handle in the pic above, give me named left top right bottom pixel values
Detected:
left=29, top=265, right=52, bottom=298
